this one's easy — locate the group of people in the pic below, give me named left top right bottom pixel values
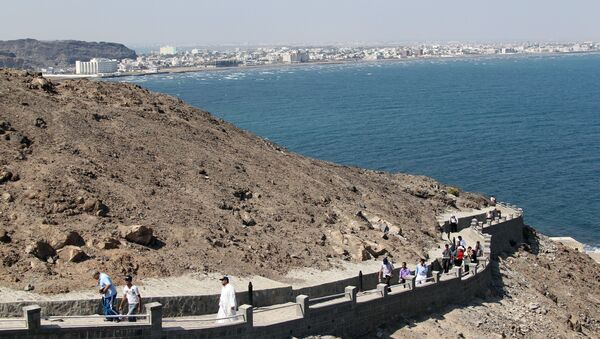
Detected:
left=441, top=236, right=483, bottom=273
left=92, top=271, right=142, bottom=322
left=378, top=257, right=431, bottom=290
left=92, top=271, right=238, bottom=323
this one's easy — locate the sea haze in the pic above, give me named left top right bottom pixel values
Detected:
left=114, top=54, right=600, bottom=249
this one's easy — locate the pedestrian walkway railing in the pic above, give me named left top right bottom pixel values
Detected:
left=253, top=303, right=299, bottom=314
left=307, top=292, right=346, bottom=305
left=0, top=317, right=25, bottom=329
left=162, top=314, right=244, bottom=323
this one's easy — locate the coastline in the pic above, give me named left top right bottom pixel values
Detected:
left=43, top=50, right=600, bottom=81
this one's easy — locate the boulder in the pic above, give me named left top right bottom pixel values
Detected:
left=0, top=171, right=13, bottom=184
left=50, top=231, right=85, bottom=249
left=29, top=77, right=53, bottom=92
left=25, top=240, right=56, bottom=261
left=97, top=237, right=121, bottom=250
left=1, top=192, right=13, bottom=203
left=119, top=225, right=154, bottom=246
left=57, top=245, right=88, bottom=263
left=82, top=199, right=109, bottom=217
left=241, top=212, right=256, bottom=226
left=0, top=229, right=11, bottom=243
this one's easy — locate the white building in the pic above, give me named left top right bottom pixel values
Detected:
left=160, top=45, right=177, bottom=55
left=75, top=58, right=118, bottom=75
left=282, top=50, right=309, bottom=63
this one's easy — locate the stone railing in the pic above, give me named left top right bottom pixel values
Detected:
left=0, top=205, right=525, bottom=339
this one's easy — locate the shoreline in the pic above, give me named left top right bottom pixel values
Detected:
left=43, top=50, right=600, bottom=80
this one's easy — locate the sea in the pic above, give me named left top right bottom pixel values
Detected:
left=113, top=53, right=600, bottom=250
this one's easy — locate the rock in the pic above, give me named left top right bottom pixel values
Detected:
left=75, top=196, right=85, bottom=204
left=0, top=171, right=13, bottom=184
left=25, top=240, right=56, bottom=261
left=97, top=237, right=120, bottom=250
left=57, top=245, right=88, bottom=263
left=567, top=314, right=583, bottom=332
left=241, top=212, right=256, bottom=226
left=119, top=225, right=154, bottom=246
left=24, top=284, right=34, bottom=291
left=1, top=192, right=13, bottom=202
left=34, top=117, right=47, bottom=129
left=29, top=77, right=53, bottom=92
left=83, top=199, right=109, bottom=216
left=50, top=231, right=85, bottom=249
left=218, top=201, right=233, bottom=210
left=528, top=302, right=540, bottom=311
left=0, top=229, right=11, bottom=243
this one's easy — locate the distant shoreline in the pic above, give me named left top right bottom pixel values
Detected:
left=44, top=51, right=600, bottom=80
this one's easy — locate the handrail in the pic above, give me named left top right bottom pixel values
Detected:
left=308, top=292, right=346, bottom=303
left=46, top=314, right=148, bottom=319
left=162, top=314, right=243, bottom=323
left=253, top=303, right=298, bottom=314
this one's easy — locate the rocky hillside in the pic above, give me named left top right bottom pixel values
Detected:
left=0, top=39, right=136, bottom=70
left=0, top=69, right=487, bottom=293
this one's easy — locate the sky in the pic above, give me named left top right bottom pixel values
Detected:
left=1, top=0, right=599, bottom=47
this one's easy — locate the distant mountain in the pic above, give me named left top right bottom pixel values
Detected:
left=0, top=39, right=137, bottom=70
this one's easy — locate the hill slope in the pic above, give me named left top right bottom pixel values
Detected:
left=0, top=39, right=136, bottom=70
left=0, top=69, right=487, bottom=293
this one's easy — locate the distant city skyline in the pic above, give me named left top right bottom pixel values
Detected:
left=1, top=0, right=599, bottom=46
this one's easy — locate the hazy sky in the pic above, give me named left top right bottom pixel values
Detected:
left=1, top=0, right=599, bottom=46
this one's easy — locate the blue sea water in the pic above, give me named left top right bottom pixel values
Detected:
left=114, top=54, right=600, bottom=249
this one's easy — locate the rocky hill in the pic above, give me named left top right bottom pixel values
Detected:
left=0, top=69, right=487, bottom=294
left=0, top=39, right=136, bottom=70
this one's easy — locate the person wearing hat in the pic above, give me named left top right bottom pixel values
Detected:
left=217, top=276, right=237, bottom=323
left=92, top=271, right=119, bottom=321
left=119, top=275, right=142, bottom=322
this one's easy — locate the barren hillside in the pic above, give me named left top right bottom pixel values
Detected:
left=0, top=69, right=486, bottom=293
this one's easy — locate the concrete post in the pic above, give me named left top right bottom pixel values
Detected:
left=376, top=283, right=388, bottom=297
left=432, top=270, right=441, bottom=283
left=486, top=220, right=492, bottom=227
left=345, top=285, right=358, bottom=304
left=405, top=275, right=416, bottom=290
left=296, top=295, right=309, bottom=318
left=454, top=266, right=463, bottom=278
left=238, top=304, right=253, bottom=329
left=500, top=217, right=506, bottom=222
left=23, top=305, right=41, bottom=332
left=145, top=302, right=163, bottom=332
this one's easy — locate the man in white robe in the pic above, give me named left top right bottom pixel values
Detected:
left=217, top=276, right=237, bottom=323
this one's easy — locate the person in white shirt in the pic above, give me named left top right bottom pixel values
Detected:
left=458, top=235, right=467, bottom=248
left=490, top=196, right=497, bottom=206
left=449, top=215, right=458, bottom=234
left=415, top=259, right=428, bottom=285
left=119, top=275, right=142, bottom=322
left=93, top=271, right=119, bottom=321
left=378, top=257, right=394, bottom=292
left=217, top=276, right=237, bottom=323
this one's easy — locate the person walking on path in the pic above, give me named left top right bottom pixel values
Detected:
left=442, top=244, right=452, bottom=273
left=119, top=275, right=142, bottom=322
left=415, top=259, right=428, bottom=285
left=398, top=262, right=411, bottom=286
left=378, top=257, right=394, bottom=292
left=93, top=271, right=119, bottom=321
left=458, top=236, right=467, bottom=249
left=449, top=215, right=458, bottom=235
left=217, top=276, right=237, bottom=323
